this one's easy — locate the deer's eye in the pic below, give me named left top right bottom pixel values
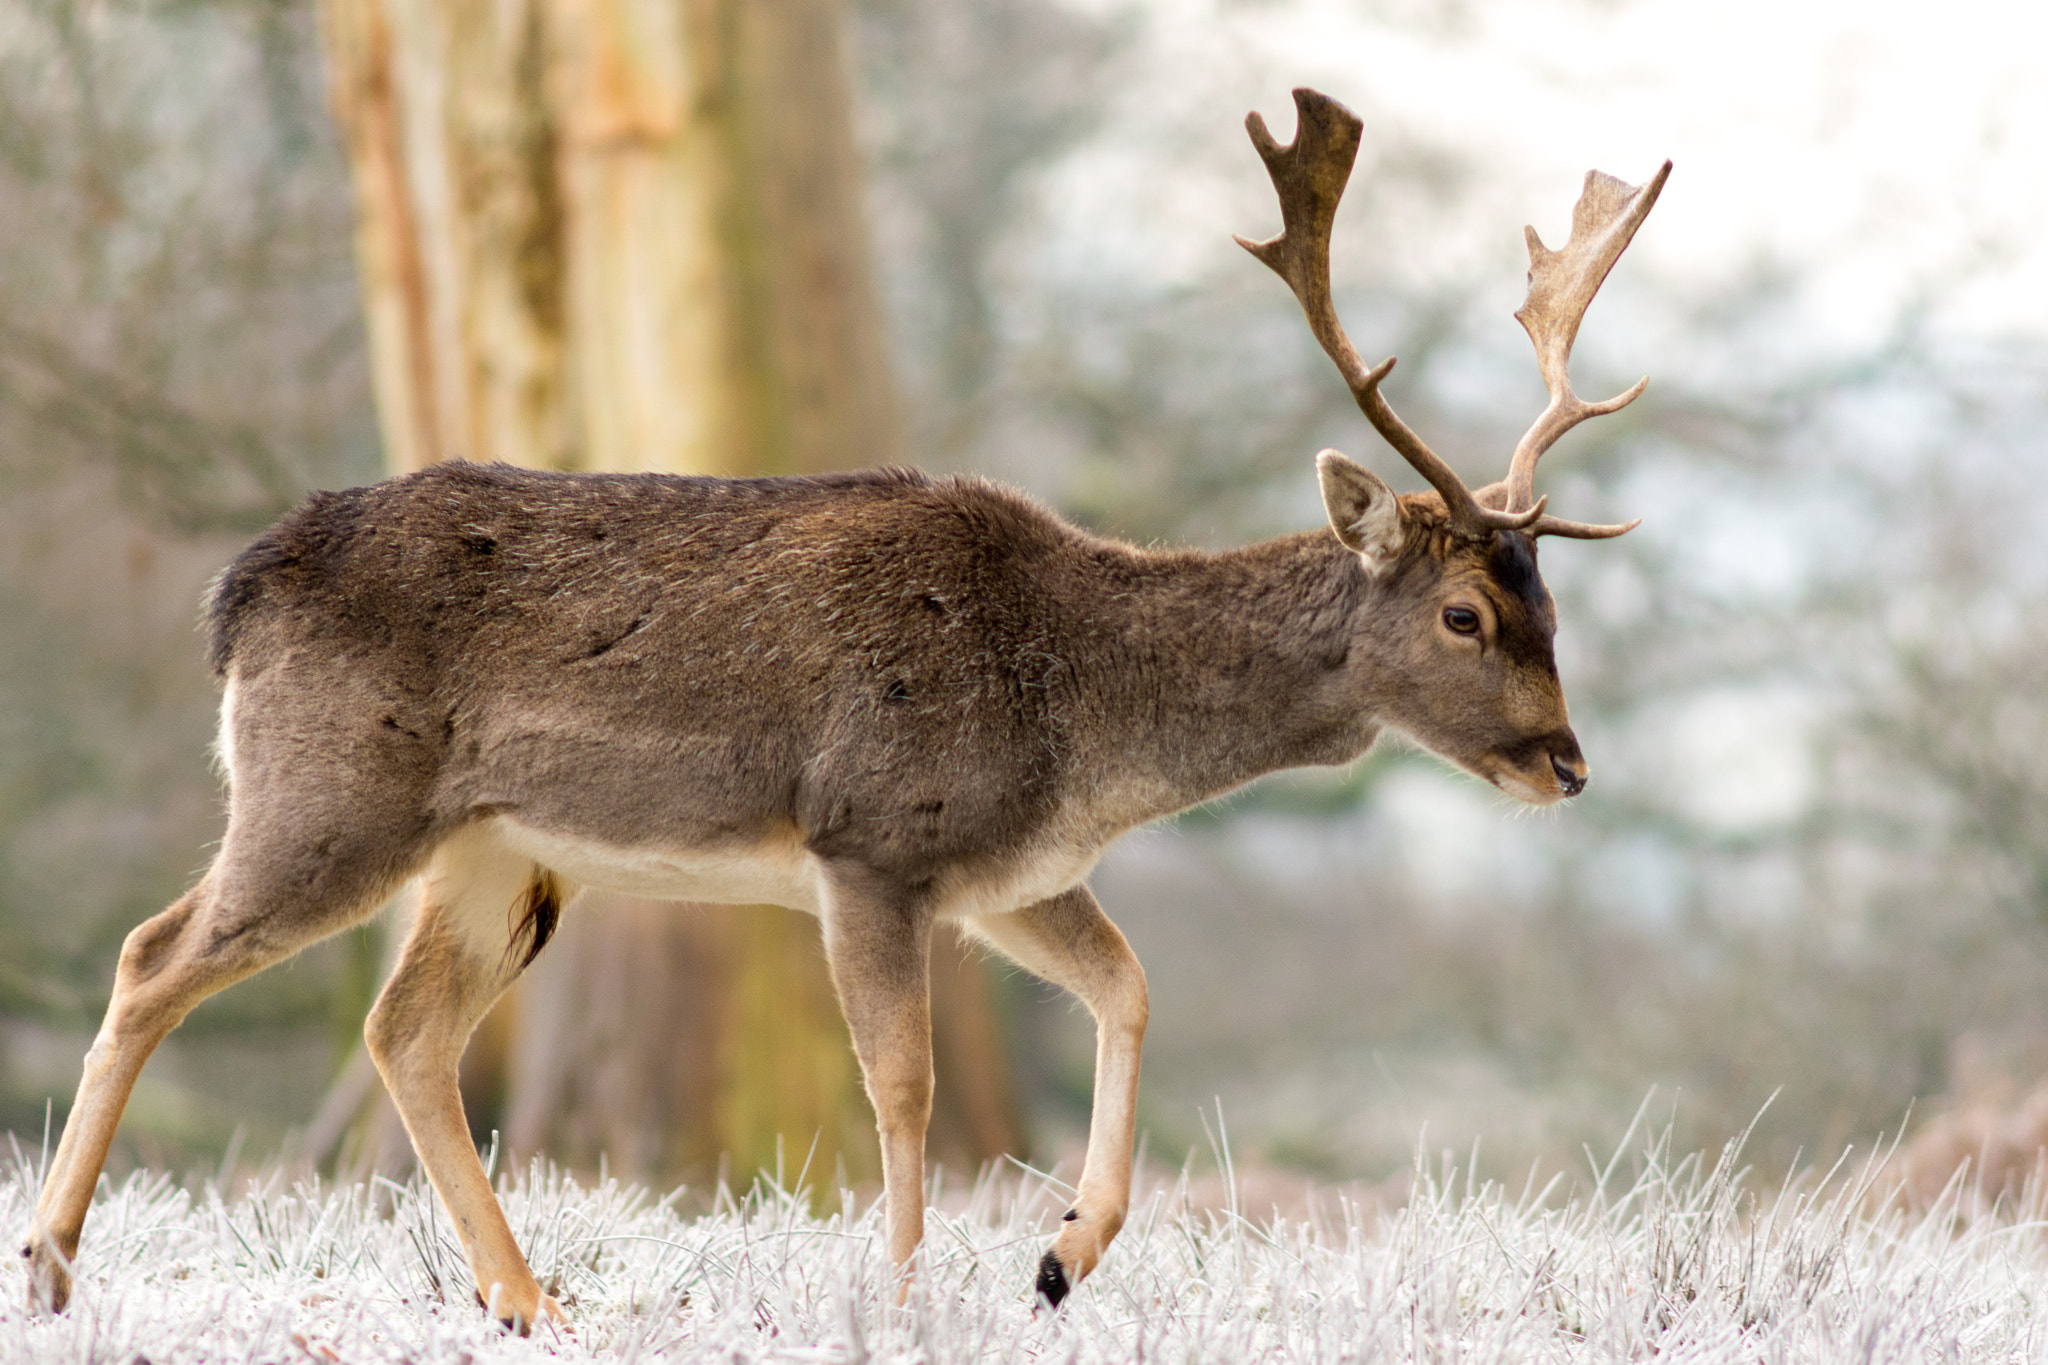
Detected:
left=1443, top=606, right=1481, bottom=635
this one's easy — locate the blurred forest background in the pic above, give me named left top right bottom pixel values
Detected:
left=4, top=0, right=2048, bottom=1192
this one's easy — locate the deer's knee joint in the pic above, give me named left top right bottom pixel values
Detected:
left=363, top=993, right=419, bottom=1075
left=866, top=1070, right=933, bottom=1133
left=1122, top=961, right=1149, bottom=1030
left=115, top=901, right=199, bottom=985
left=79, top=1036, right=117, bottom=1082
left=1094, top=955, right=1147, bottom=1033
left=364, top=989, right=463, bottom=1086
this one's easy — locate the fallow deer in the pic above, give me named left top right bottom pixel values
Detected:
left=21, top=88, right=1666, bottom=1328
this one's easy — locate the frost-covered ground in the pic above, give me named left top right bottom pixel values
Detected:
left=0, top=1120, right=2039, bottom=1364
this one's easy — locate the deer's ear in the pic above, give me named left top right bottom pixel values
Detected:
left=1317, top=449, right=1403, bottom=570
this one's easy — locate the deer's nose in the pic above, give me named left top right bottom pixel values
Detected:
left=1551, top=753, right=1588, bottom=798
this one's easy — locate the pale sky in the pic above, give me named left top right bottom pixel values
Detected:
left=1066, top=0, right=2048, bottom=351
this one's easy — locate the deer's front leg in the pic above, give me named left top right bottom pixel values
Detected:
left=820, top=873, right=935, bottom=1285
left=966, top=884, right=1147, bottom=1307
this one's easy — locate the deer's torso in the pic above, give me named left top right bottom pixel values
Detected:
left=209, top=461, right=1377, bottom=915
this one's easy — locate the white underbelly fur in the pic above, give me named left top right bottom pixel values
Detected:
left=489, top=816, right=1104, bottom=923
left=492, top=816, right=827, bottom=914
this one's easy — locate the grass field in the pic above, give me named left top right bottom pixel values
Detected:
left=0, top=1115, right=2039, bottom=1363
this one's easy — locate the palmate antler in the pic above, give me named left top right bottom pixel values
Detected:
left=1237, top=88, right=1667, bottom=542
left=1502, top=163, right=1669, bottom=535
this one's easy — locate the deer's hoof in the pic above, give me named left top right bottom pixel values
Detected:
left=1034, top=1250, right=1070, bottom=1310
left=522, top=1293, right=568, bottom=1335
left=483, top=1284, right=566, bottom=1336
left=23, top=1236, right=73, bottom=1315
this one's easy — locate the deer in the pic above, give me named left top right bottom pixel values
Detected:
left=20, top=88, right=1666, bottom=1330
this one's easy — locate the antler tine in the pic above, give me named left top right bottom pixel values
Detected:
left=1505, top=160, right=1672, bottom=515
left=1528, top=512, right=1642, bottom=540
left=1237, top=89, right=1537, bottom=538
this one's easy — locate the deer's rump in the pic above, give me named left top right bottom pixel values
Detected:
left=201, top=460, right=1083, bottom=894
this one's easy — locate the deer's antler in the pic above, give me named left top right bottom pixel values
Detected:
left=1239, top=88, right=1665, bottom=542
left=1235, top=89, right=1541, bottom=540
left=1504, top=162, right=1670, bottom=536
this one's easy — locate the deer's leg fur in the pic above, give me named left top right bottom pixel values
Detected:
left=23, top=770, right=429, bottom=1312
left=364, top=824, right=562, bottom=1334
left=965, top=884, right=1147, bottom=1306
left=820, top=871, right=935, bottom=1288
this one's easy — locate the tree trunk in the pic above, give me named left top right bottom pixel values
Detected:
left=315, top=0, right=1023, bottom=1189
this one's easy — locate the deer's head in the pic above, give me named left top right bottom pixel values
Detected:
left=1240, top=89, right=1668, bottom=805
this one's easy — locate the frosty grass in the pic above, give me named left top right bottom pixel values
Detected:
left=1, top=1111, right=2043, bottom=1363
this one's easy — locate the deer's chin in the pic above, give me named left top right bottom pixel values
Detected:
left=1489, top=767, right=1568, bottom=807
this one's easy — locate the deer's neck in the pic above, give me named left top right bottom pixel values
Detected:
left=1081, top=531, right=1380, bottom=815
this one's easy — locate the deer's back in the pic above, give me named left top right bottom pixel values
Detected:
left=208, top=461, right=1112, bottom=899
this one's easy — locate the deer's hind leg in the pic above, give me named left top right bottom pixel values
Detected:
left=964, top=884, right=1147, bottom=1308
left=364, top=823, right=566, bottom=1334
left=23, top=741, right=436, bottom=1313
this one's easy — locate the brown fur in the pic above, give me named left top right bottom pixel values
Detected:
left=24, top=455, right=1593, bottom=1329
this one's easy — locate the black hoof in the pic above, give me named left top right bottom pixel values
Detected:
left=1035, top=1250, right=1070, bottom=1309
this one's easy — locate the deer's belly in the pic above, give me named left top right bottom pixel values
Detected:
left=492, top=816, right=825, bottom=913
left=488, top=816, right=1109, bottom=923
